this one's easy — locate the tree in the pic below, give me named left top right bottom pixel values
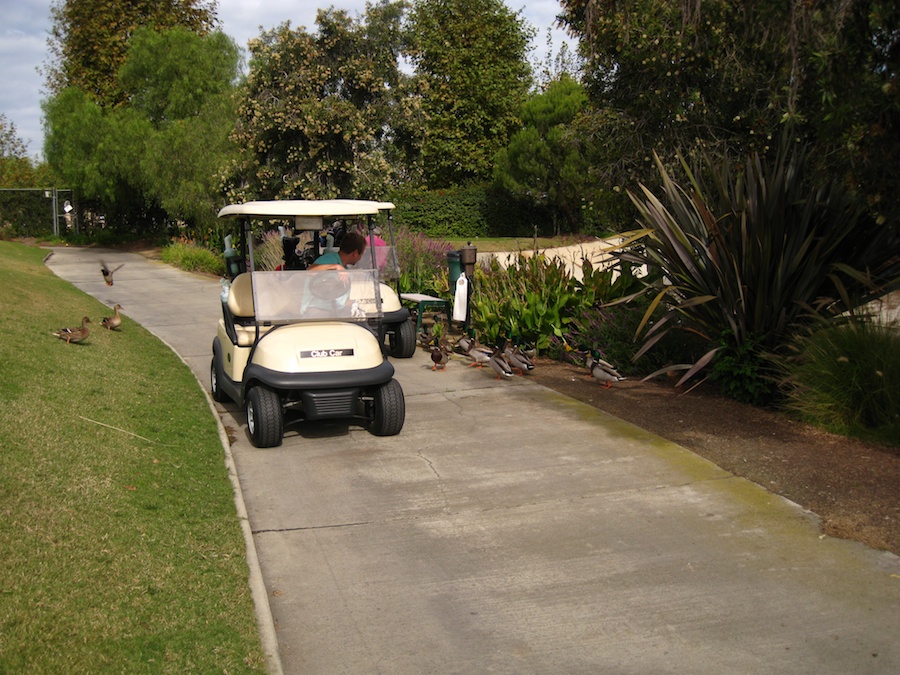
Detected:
left=44, top=0, right=218, bottom=108
left=0, top=116, right=34, bottom=186
left=558, top=0, right=900, bottom=225
left=124, top=27, right=241, bottom=235
left=403, top=0, right=534, bottom=187
left=44, top=26, right=241, bottom=237
left=493, top=76, right=590, bottom=234
left=225, top=3, right=405, bottom=201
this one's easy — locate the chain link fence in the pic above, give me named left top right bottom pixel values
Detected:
left=0, top=188, right=76, bottom=238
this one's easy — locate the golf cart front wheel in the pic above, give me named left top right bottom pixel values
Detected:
left=247, top=385, right=284, bottom=448
left=210, top=356, right=228, bottom=402
left=369, top=378, right=405, bottom=436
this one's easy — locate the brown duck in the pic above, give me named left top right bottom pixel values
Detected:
left=53, top=316, right=91, bottom=344
left=101, top=304, right=123, bottom=330
left=100, top=260, right=124, bottom=286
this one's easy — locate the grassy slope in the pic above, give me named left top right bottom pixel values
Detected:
left=0, top=241, right=265, bottom=673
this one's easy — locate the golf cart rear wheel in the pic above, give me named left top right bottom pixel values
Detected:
left=210, top=357, right=228, bottom=402
left=369, top=378, right=405, bottom=436
left=247, top=385, right=283, bottom=448
left=389, top=318, right=416, bottom=358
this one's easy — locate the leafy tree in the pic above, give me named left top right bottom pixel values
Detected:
left=403, top=0, right=534, bottom=187
left=225, top=3, right=405, bottom=201
left=44, top=0, right=218, bottom=108
left=493, top=75, right=589, bottom=234
left=0, top=116, right=34, bottom=186
left=124, top=27, right=241, bottom=236
left=44, top=27, right=240, bottom=237
left=559, top=0, right=900, bottom=226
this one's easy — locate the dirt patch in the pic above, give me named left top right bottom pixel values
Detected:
left=528, top=356, right=900, bottom=555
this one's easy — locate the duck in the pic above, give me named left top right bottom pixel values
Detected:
left=101, top=304, right=123, bottom=330
left=53, top=316, right=91, bottom=344
left=416, top=325, right=433, bottom=349
left=489, top=345, right=514, bottom=380
left=504, top=342, right=535, bottom=374
left=430, top=345, right=449, bottom=371
left=585, top=350, right=626, bottom=388
left=466, top=344, right=492, bottom=368
left=100, top=260, right=124, bottom=286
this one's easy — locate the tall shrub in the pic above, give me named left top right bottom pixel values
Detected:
left=622, top=140, right=899, bottom=404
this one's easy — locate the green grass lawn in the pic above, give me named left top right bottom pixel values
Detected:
left=445, top=234, right=597, bottom=253
left=0, top=241, right=266, bottom=672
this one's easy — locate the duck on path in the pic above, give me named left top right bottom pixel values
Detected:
left=100, top=260, right=124, bottom=286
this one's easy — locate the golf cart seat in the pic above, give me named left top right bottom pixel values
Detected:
left=223, top=273, right=271, bottom=347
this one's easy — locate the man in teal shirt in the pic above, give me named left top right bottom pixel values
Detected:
left=309, top=232, right=367, bottom=270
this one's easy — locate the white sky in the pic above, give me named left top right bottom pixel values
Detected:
left=0, top=0, right=572, bottom=160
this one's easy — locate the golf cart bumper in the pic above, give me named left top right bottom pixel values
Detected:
left=243, top=360, right=395, bottom=420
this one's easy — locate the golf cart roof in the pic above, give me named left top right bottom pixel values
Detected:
left=217, top=199, right=395, bottom=220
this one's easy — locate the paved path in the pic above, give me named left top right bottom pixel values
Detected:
left=46, top=247, right=900, bottom=675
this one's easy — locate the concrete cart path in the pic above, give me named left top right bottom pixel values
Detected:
left=46, top=247, right=900, bottom=675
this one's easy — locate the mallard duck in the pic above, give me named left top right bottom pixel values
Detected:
left=430, top=345, right=449, bottom=371
left=489, top=346, right=514, bottom=380
left=504, top=342, right=535, bottom=374
left=100, top=260, right=124, bottom=286
left=585, top=350, right=625, bottom=388
left=53, top=316, right=91, bottom=344
left=465, top=343, right=492, bottom=368
left=101, top=303, right=123, bottom=330
left=452, top=333, right=490, bottom=367
left=416, top=325, right=433, bottom=349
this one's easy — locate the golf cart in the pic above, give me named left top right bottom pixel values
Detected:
left=211, top=199, right=406, bottom=448
left=277, top=200, right=416, bottom=359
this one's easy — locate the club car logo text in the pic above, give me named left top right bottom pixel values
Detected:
left=301, top=348, right=355, bottom=358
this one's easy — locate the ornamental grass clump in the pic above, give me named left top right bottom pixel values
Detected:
left=160, top=238, right=226, bottom=276
left=778, top=320, right=900, bottom=446
left=393, top=227, right=456, bottom=295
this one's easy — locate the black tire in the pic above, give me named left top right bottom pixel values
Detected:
left=210, top=356, right=229, bottom=403
left=388, top=318, right=416, bottom=358
left=369, top=379, right=405, bottom=436
left=247, top=385, right=283, bottom=448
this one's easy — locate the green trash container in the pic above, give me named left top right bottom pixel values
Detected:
left=447, top=250, right=462, bottom=286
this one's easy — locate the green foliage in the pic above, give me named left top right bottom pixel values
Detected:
left=45, top=0, right=217, bottom=107
left=160, top=239, right=226, bottom=276
left=226, top=5, right=404, bottom=201
left=390, top=184, right=492, bottom=238
left=777, top=320, right=900, bottom=446
left=709, top=333, right=776, bottom=405
left=623, top=139, right=899, bottom=400
left=44, top=26, right=241, bottom=239
left=0, top=241, right=264, bottom=671
left=403, top=0, right=534, bottom=187
left=559, top=0, right=900, bottom=227
left=468, top=252, right=642, bottom=351
left=493, top=75, right=591, bottom=234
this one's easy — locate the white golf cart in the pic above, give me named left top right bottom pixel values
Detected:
left=211, top=199, right=406, bottom=448
left=277, top=200, right=416, bottom=359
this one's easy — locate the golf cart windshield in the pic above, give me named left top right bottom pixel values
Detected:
left=250, top=268, right=383, bottom=323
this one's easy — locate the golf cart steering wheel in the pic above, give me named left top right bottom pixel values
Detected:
left=308, top=270, right=351, bottom=300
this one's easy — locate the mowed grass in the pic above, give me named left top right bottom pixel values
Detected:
left=445, top=234, right=596, bottom=253
left=0, top=241, right=265, bottom=673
